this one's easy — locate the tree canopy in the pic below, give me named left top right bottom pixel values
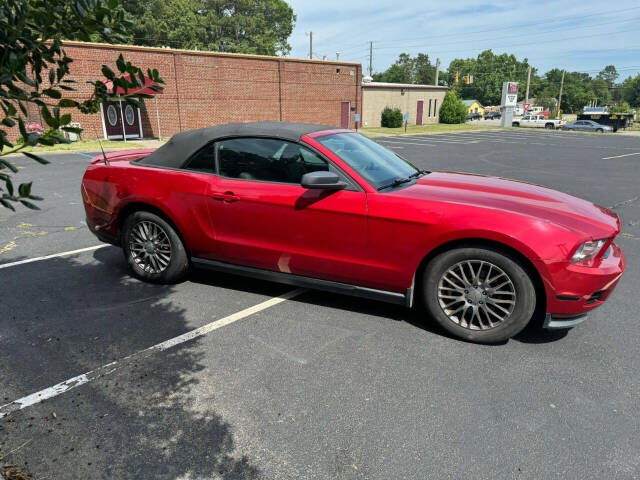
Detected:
left=372, top=53, right=436, bottom=85
left=375, top=50, right=639, bottom=114
left=1, top=0, right=163, bottom=210
left=121, top=0, right=296, bottom=55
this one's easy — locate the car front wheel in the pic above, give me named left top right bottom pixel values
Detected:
left=422, top=247, right=536, bottom=343
left=122, top=211, right=189, bottom=283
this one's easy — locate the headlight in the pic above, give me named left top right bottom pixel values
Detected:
left=571, top=239, right=607, bottom=263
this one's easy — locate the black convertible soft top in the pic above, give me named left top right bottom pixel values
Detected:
left=137, top=121, right=339, bottom=169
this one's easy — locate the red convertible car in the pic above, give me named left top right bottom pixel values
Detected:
left=82, top=122, right=625, bottom=343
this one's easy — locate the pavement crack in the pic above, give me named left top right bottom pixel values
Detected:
left=609, top=195, right=640, bottom=210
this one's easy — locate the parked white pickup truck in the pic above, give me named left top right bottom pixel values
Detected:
left=512, top=115, right=565, bottom=130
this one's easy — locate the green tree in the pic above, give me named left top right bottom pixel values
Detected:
left=123, top=0, right=296, bottom=55
left=597, top=65, right=618, bottom=86
left=372, top=53, right=435, bottom=85
left=1, top=0, right=164, bottom=210
left=622, top=74, right=640, bottom=107
left=447, top=50, right=532, bottom=106
left=439, top=90, right=467, bottom=124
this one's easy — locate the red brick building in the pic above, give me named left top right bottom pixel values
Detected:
left=22, top=41, right=362, bottom=140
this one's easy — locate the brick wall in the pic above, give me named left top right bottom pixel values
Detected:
left=14, top=41, right=362, bottom=140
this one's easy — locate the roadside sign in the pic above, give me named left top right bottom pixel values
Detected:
left=523, top=103, right=531, bottom=111
left=403, top=113, right=409, bottom=122
left=354, top=113, right=361, bottom=122
left=501, top=82, right=518, bottom=107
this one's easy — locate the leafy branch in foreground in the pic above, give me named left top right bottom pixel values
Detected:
left=0, top=0, right=164, bottom=210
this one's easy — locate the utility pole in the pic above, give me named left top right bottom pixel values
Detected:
left=308, top=31, right=313, bottom=59
left=434, top=58, right=440, bottom=86
left=369, top=41, right=373, bottom=76
left=557, top=69, right=565, bottom=118
left=525, top=65, right=531, bottom=104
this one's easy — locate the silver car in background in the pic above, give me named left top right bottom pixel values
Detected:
left=563, top=120, right=613, bottom=133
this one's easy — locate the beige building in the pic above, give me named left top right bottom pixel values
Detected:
left=361, top=80, right=448, bottom=127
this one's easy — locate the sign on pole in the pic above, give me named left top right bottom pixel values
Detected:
left=500, top=82, right=518, bottom=127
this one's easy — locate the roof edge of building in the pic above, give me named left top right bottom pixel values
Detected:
left=362, top=82, right=448, bottom=90
left=60, top=40, right=362, bottom=67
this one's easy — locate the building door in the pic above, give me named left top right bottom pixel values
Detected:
left=416, top=100, right=424, bottom=125
left=101, top=101, right=142, bottom=140
left=340, top=101, right=350, bottom=129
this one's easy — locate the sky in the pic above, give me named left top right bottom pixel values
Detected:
left=287, top=0, right=640, bottom=80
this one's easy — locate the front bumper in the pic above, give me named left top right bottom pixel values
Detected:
left=543, top=313, right=588, bottom=330
left=542, top=242, right=625, bottom=326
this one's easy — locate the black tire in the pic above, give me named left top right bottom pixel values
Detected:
left=122, top=210, right=189, bottom=283
left=422, top=247, right=536, bottom=343
left=596, top=128, right=603, bottom=133
left=512, top=122, right=519, bottom=127
left=545, top=123, right=554, bottom=130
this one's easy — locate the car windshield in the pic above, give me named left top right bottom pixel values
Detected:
left=316, top=133, right=421, bottom=190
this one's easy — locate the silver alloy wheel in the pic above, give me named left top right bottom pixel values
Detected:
left=437, top=260, right=516, bottom=330
left=128, top=220, right=172, bottom=274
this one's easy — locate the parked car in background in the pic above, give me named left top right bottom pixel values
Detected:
left=467, top=112, right=482, bottom=121
left=82, top=122, right=625, bottom=344
left=512, top=115, right=565, bottom=129
left=563, top=120, right=613, bottom=133
left=484, top=111, right=501, bottom=120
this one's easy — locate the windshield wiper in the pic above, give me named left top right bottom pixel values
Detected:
left=408, top=169, right=428, bottom=179
left=377, top=170, right=428, bottom=191
left=377, top=177, right=413, bottom=191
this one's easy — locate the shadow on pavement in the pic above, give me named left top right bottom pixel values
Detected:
left=1, top=248, right=259, bottom=480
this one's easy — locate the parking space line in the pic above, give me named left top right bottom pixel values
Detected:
left=0, top=287, right=306, bottom=419
left=0, top=245, right=107, bottom=270
left=602, top=152, right=640, bottom=159
left=377, top=140, right=437, bottom=147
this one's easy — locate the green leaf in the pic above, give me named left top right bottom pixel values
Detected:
left=40, top=105, right=57, bottom=128
left=18, top=117, right=28, bottom=139
left=60, top=113, right=71, bottom=125
left=102, top=65, right=115, bottom=81
left=18, top=182, right=32, bottom=197
left=0, top=198, right=15, bottom=211
left=43, top=88, right=62, bottom=99
left=20, top=199, right=40, bottom=210
left=22, top=152, right=50, bottom=165
left=0, top=159, right=18, bottom=173
left=1, top=117, right=16, bottom=127
left=58, top=99, right=78, bottom=108
left=116, top=54, right=126, bottom=73
left=49, top=68, right=55, bottom=84
left=6, top=179, right=14, bottom=196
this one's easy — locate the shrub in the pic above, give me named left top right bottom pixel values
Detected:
left=381, top=106, right=403, bottom=128
left=439, top=90, right=467, bottom=124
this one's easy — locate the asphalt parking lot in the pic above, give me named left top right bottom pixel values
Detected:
left=1, top=129, right=639, bottom=479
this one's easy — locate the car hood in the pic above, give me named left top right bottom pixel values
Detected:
left=392, top=171, right=621, bottom=238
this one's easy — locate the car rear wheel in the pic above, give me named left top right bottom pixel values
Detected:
left=422, top=247, right=536, bottom=343
left=512, top=122, right=519, bottom=127
left=122, top=211, right=189, bottom=283
left=596, top=128, right=603, bottom=133
left=545, top=123, right=554, bottom=129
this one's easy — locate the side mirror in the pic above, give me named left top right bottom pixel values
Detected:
left=300, top=171, right=346, bottom=190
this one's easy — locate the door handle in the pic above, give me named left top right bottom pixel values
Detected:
left=211, top=191, right=239, bottom=203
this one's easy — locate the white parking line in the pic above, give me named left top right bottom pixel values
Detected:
left=378, top=139, right=437, bottom=147
left=0, top=287, right=306, bottom=419
left=0, top=245, right=108, bottom=270
left=602, top=152, right=640, bottom=160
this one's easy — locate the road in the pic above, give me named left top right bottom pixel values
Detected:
left=1, top=129, right=639, bottom=479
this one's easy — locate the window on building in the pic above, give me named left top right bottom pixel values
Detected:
left=217, top=137, right=329, bottom=184
left=434, top=100, right=438, bottom=117
left=428, top=99, right=432, bottom=117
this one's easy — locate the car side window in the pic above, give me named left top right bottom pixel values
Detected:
left=183, top=143, right=216, bottom=173
left=216, top=137, right=331, bottom=184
